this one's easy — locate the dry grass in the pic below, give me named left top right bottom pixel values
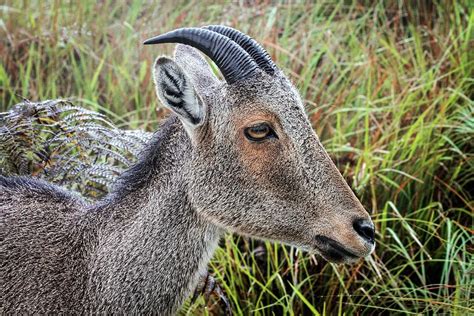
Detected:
left=1, top=1, right=472, bottom=314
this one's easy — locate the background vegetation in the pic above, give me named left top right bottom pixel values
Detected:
left=1, top=0, right=472, bottom=314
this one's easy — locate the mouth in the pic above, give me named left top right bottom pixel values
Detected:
left=314, top=235, right=360, bottom=263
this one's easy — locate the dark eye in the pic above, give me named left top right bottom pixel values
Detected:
left=244, top=123, right=277, bottom=141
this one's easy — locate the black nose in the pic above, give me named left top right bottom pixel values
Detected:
left=353, top=218, right=375, bottom=244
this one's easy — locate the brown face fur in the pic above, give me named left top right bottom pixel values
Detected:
left=234, top=112, right=283, bottom=177
left=158, top=45, right=375, bottom=263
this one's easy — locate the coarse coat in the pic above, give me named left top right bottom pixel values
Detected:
left=0, top=44, right=374, bottom=314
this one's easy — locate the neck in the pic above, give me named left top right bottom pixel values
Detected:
left=87, top=117, right=223, bottom=314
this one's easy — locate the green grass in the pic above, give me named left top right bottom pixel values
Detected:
left=1, top=0, right=473, bottom=314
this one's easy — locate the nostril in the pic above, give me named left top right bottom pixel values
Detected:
left=353, top=218, right=375, bottom=244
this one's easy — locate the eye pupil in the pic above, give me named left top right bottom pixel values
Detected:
left=244, top=123, right=275, bottom=141
left=252, top=125, right=268, bottom=134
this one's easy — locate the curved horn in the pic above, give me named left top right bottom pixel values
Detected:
left=204, top=25, right=276, bottom=75
left=144, top=27, right=258, bottom=84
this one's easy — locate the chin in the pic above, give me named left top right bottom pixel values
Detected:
left=313, top=235, right=372, bottom=264
left=319, top=251, right=361, bottom=264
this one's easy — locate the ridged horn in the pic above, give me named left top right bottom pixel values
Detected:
left=203, top=25, right=277, bottom=75
left=144, top=27, right=258, bottom=84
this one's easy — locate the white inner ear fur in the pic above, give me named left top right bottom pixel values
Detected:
left=153, top=56, right=206, bottom=137
left=182, top=80, right=204, bottom=125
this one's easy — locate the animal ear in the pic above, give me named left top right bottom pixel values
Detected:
left=174, top=44, right=220, bottom=90
left=153, top=57, right=205, bottom=131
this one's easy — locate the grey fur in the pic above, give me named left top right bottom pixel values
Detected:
left=1, top=44, right=374, bottom=314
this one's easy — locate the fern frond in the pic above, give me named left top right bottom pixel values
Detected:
left=0, top=99, right=153, bottom=199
